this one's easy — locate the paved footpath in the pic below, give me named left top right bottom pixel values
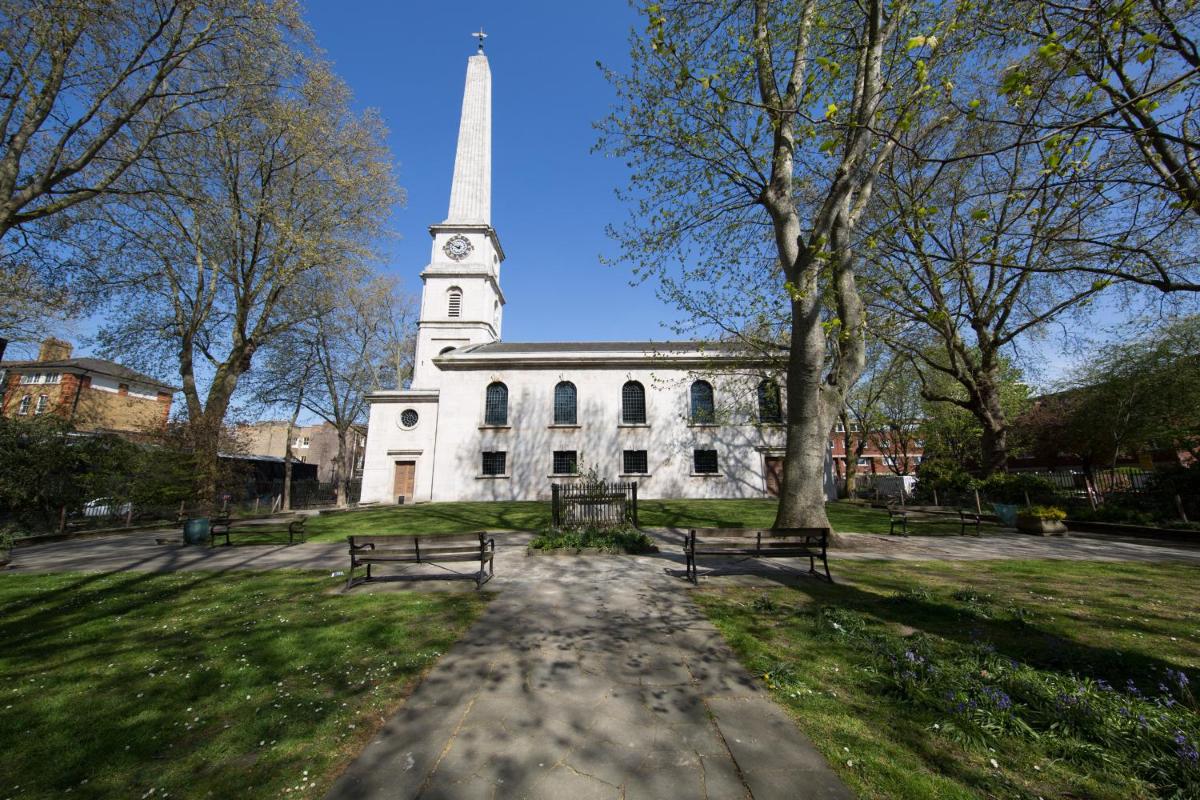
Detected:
left=325, top=551, right=853, bottom=800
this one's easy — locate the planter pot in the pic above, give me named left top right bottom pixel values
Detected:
left=992, top=503, right=1020, bottom=527
left=1016, top=516, right=1067, bottom=536
left=182, top=517, right=211, bottom=546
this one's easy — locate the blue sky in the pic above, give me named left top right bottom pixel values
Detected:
left=301, top=0, right=679, bottom=343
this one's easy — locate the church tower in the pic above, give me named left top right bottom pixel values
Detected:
left=411, top=46, right=505, bottom=387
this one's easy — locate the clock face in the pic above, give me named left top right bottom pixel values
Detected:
left=443, top=234, right=473, bottom=261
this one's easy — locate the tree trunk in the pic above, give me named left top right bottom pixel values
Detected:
left=335, top=426, right=350, bottom=509
left=975, top=372, right=1009, bottom=477
left=842, top=415, right=857, bottom=499
left=774, top=295, right=833, bottom=530
left=282, top=410, right=302, bottom=513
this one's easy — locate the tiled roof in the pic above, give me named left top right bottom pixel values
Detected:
left=0, top=357, right=177, bottom=391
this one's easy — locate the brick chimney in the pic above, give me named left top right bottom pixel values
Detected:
left=37, top=337, right=72, bottom=362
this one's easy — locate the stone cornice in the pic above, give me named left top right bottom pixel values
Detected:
left=417, top=269, right=506, bottom=305
left=428, top=223, right=505, bottom=262
left=365, top=389, right=441, bottom=404
left=432, top=351, right=777, bottom=370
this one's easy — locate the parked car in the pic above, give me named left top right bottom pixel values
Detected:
left=82, top=498, right=132, bottom=518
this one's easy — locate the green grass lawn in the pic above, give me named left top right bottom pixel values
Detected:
left=695, top=560, right=1200, bottom=799
left=298, top=499, right=918, bottom=542
left=0, top=571, right=486, bottom=799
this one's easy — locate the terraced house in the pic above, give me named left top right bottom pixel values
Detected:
left=0, top=337, right=175, bottom=439
left=360, top=48, right=835, bottom=505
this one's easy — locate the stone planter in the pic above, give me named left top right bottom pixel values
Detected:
left=1016, top=515, right=1067, bottom=536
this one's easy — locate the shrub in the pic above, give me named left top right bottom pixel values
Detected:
left=528, top=525, right=657, bottom=554
left=1018, top=505, right=1067, bottom=521
left=976, top=472, right=1057, bottom=505
left=913, top=458, right=976, bottom=503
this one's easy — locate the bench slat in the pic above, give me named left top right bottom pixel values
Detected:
left=354, top=553, right=490, bottom=564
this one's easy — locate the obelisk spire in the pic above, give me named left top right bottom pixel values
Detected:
left=445, top=47, right=491, bottom=225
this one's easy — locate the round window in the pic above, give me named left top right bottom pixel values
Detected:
left=399, top=409, right=419, bottom=429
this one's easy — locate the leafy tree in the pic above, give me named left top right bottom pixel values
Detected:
left=995, top=0, right=1200, bottom=293
left=83, top=53, right=399, bottom=505
left=0, top=1, right=301, bottom=351
left=1064, top=316, right=1200, bottom=466
left=867, top=97, right=1107, bottom=475
left=917, top=356, right=1030, bottom=472
left=600, top=0, right=974, bottom=528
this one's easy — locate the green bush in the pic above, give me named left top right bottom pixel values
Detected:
left=1019, top=505, right=1067, bottom=521
left=976, top=472, right=1057, bottom=505
left=913, top=458, right=976, bottom=503
left=528, top=525, right=657, bottom=554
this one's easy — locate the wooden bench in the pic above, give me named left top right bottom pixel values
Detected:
left=209, top=516, right=307, bottom=547
left=684, top=527, right=832, bottom=584
left=887, top=505, right=981, bottom=537
left=346, top=532, right=495, bottom=590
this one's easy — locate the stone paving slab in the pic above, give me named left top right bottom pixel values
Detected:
left=324, top=554, right=851, bottom=800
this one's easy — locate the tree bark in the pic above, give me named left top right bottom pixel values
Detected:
left=774, top=288, right=835, bottom=530
left=334, top=426, right=350, bottom=509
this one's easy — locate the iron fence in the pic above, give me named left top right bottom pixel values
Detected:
left=551, top=481, right=639, bottom=529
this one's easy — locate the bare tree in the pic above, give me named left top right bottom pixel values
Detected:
left=302, top=275, right=412, bottom=508
left=0, top=0, right=297, bottom=238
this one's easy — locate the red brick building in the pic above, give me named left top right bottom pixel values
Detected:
left=0, top=338, right=176, bottom=437
left=829, top=421, right=925, bottom=480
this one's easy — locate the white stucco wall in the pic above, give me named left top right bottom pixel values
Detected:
left=360, top=360, right=836, bottom=505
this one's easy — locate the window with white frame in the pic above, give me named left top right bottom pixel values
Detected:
left=481, top=451, right=507, bottom=476
left=622, top=450, right=648, bottom=475
left=293, top=436, right=310, bottom=448
left=621, top=381, right=646, bottom=424
left=693, top=449, right=719, bottom=474
left=34, top=394, right=48, bottom=415
left=17, top=395, right=31, bottom=415
left=484, top=382, right=508, bottom=425
left=757, top=380, right=783, bottom=423
left=690, top=380, right=715, bottom=424
left=552, top=450, right=577, bottom=475
left=834, top=421, right=846, bottom=433
left=553, top=381, right=577, bottom=425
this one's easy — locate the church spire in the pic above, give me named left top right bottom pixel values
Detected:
left=445, top=49, right=491, bottom=225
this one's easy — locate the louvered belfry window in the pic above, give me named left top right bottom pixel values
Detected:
left=690, top=380, right=715, bottom=424
left=484, top=382, right=508, bottom=425
left=447, top=287, right=462, bottom=317
left=621, top=381, right=646, bottom=424
left=553, top=381, right=577, bottom=425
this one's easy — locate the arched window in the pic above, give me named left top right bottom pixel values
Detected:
left=758, top=379, right=783, bottom=423
left=34, top=394, right=48, bottom=415
left=690, top=380, right=715, bottom=424
left=17, top=395, right=31, bottom=415
left=484, top=382, right=508, bottom=426
left=447, top=287, right=462, bottom=318
left=621, top=381, right=646, bottom=424
left=554, top=381, right=577, bottom=425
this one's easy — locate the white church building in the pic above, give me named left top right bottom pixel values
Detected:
left=360, top=47, right=834, bottom=505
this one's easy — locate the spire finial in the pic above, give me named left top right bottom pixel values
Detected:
left=472, top=27, right=487, bottom=53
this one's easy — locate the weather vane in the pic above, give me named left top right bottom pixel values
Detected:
left=473, top=27, right=487, bottom=53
